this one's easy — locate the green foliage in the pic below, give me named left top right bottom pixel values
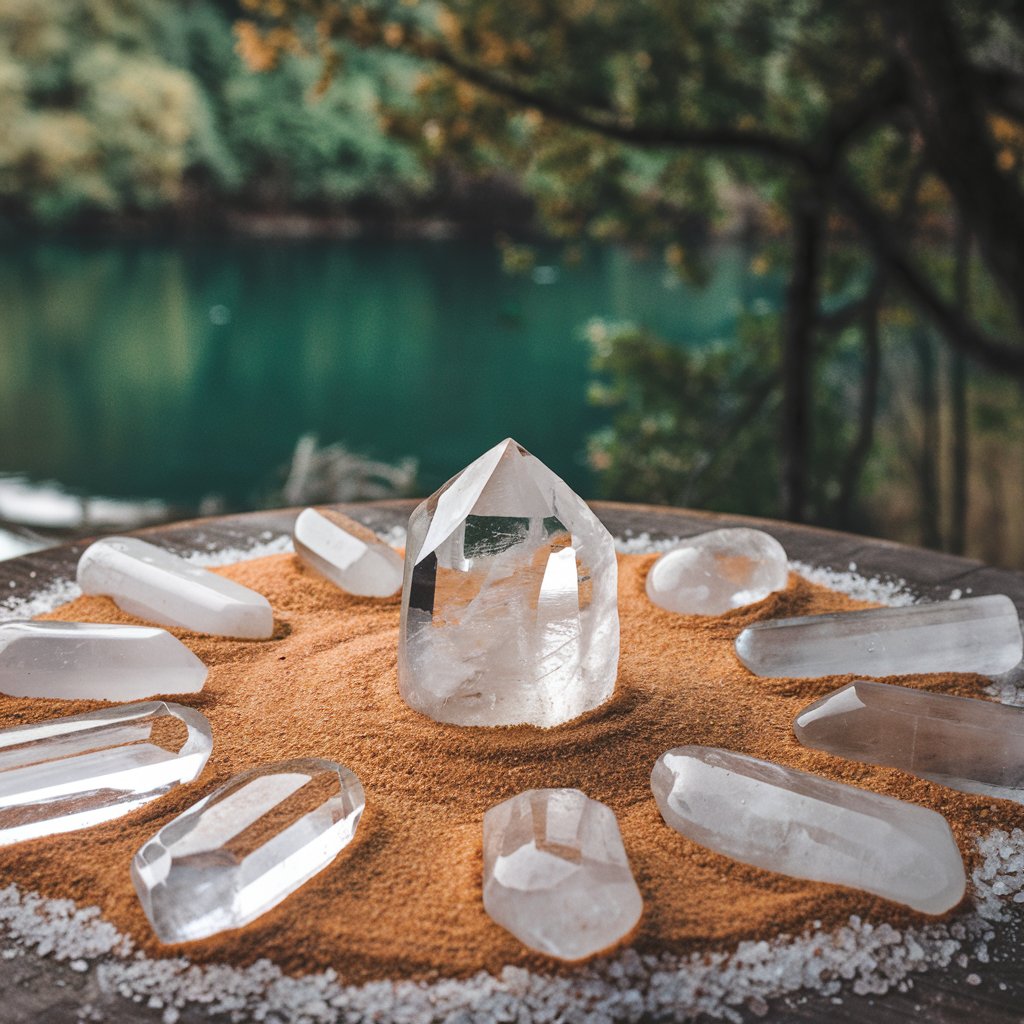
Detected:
left=585, top=316, right=857, bottom=520
left=0, top=0, right=427, bottom=224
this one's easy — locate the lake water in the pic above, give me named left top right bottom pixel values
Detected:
left=0, top=237, right=781, bottom=506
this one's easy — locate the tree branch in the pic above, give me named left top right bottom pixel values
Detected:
left=834, top=173, right=1024, bottom=374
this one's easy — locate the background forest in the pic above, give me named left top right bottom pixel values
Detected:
left=3, top=0, right=1024, bottom=567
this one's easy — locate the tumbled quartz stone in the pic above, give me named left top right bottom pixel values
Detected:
left=482, top=788, right=642, bottom=960
left=0, top=621, right=207, bottom=701
left=651, top=746, right=966, bottom=914
left=78, top=536, right=274, bottom=639
left=0, top=700, right=211, bottom=847
left=399, top=438, right=619, bottom=727
left=796, top=680, right=1024, bottom=803
left=293, top=507, right=403, bottom=597
left=132, top=758, right=364, bottom=943
left=735, top=594, right=1023, bottom=679
left=646, top=528, right=789, bottom=615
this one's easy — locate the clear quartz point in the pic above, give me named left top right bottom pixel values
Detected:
left=77, top=536, right=274, bottom=639
left=293, top=507, right=403, bottom=597
left=132, top=758, right=364, bottom=943
left=0, top=700, right=212, bottom=846
left=734, top=594, right=1023, bottom=678
left=645, top=528, right=789, bottom=615
left=482, top=788, right=642, bottom=960
left=651, top=746, right=966, bottom=915
left=0, top=621, right=207, bottom=701
left=399, top=438, right=619, bottom=727
left=795, top=680, right=1024, bottom=802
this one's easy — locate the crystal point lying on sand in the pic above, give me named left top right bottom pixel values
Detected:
left=0, top=701, right=211, bottom=846
left=293, top=507, right=403, bottom=597
left=482, top=788, right=642, bottom=960
left=735, top=594, right=1023, bottom=678
left=132, top=758, right=364, bottom=943
left=78, top=536, right=274, bottom=639
left=651, top=746, right=966, bottom=914
left=795, top=680, right=1024, bottom=802
left=399, top=438, right=619, bottom=727
left=645, top=527, right=789, bottom=615
left=0, top=620, right=207, bottom=700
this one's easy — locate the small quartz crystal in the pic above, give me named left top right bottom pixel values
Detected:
left=735, top=594, right=1023, bottom=678
left=132, top=758, right=364, bottom=943
left=78, top=536, right=274, bottom=639
left=645, top=528, right=789, bottom=615
left=482, top=788, right=642, bottom=960
left=293, top=507, right=403, bottom=597
left=399, top=438, right=619, bottom=727
left=0, top=701, right=211, bottom=846
left=795, top=680, right=1024, bottom=802
left=651, top=746, right=966, bottom=914
left=0, top=621, right=207, bottom=700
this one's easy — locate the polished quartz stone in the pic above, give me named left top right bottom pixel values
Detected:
left=651, top=746, right=966, bottom=914
left=399, top=438, right=619, bottom=727
left=735, top=594, right=1023, bottom=678
left=795, top=680, right=1024, bottom=802
left=482, top=788, right=642, bottom=960
left=293, top=507, right=403, bottom=597
left=77, top=536, right=274, bottom=639
left=132, top=758, right=364, bottom=943
left=0, top=701, right=211, bottom=846
left=645, top=528, right=789, bottom=615
left=0, top=621, right=207, bottom=701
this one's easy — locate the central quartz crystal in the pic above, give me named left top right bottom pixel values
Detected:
left=398, top=438, right=619, bottom=727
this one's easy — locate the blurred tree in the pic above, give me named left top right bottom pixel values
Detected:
left=237, top=0, right=1024, bottom=529
left=0, top=0, right=426, bottom=223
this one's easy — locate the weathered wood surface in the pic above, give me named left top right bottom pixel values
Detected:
left=1, top=501, right=1023, bottom=1024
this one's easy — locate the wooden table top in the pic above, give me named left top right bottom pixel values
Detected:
left=1, top=501, right=1022, bottom=1024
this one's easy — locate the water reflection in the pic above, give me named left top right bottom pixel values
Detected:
left=0, top=237, right=781, bottom=504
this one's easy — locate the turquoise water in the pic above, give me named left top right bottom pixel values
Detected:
left=0, top=237, right=781, bottom=504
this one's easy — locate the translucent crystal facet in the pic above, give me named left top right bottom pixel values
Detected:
left=0, top=621, right=207, bottom=701
left=482, top=788, right=642, bottom=960
left=132, top=758, right=364, bottom=943
left=795, top=680, right=1024, bottom=803
left=0, top=700, right=211, bottom=846
left=293, top=507, right=403, bottom=597
left=651, top=746, right=966, bottom=914
left=78, top=536, right=274, bottom=639
left=399, top=438, right=619, bottom=727
left=645, top=528, right=789, bottom=615
left=735, top=594, right=1023, bottom=678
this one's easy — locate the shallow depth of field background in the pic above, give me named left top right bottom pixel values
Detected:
left=3, top=1, right=1024, bottom=567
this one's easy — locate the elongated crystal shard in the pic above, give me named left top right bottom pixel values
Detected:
left=293, top=507, right=403, bottom=597
left=399, top=438, right=619, bottom=727
left=0, top=701, right=211, bottom=846
left=78, top=536, right=274, bottom=639
left=482, top=788, right=642, bottom=960
left=651, top=746, right=966, bottom=914
left=735, top=594, right=1022, bottom=678
left=795, top=680, right=1024, bottom=802
left=132, top=758, right=364, bottom=943
left=0, top=621, right=207, bottom=701
left=646, top=528, right=789, bottom=615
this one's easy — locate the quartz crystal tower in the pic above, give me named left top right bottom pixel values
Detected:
left=398, top=439, right=619, bottom=727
